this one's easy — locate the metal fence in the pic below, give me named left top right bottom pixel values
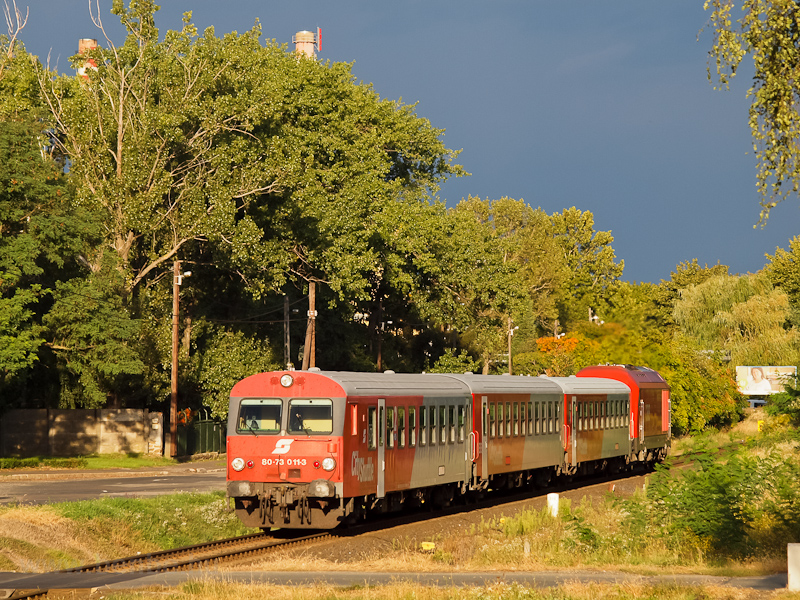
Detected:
left=176, top=413, right=225, bottom=456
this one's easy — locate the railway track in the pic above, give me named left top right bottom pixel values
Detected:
left=59, top=530, right=332, bottom=574
left=1, top=465, right=665, bottom=600
left=1, top=531, right=333, bottom=600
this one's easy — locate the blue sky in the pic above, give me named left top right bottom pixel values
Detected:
left=21, top=1, right=800, bottom=283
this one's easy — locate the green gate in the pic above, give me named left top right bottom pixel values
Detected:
left=176, top=413, right=226, bottom=456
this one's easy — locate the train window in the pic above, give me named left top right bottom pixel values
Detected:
left=548, top=401, right=554, bottom=434
left=386, top=407, right=395, bottom=449
left=440, top=406, right=447, bottom=445
left=448, top=405, right=455, bottom=443
left=625, top=401, right=630, bottom=427
left=506, top=402, right=512, bottom=437
left=513, top=403, right=519, bottom=436
left=534, top=402, right=539, bottom=435
left=409, top=407, right=416, bottom=447
left=368, top=406, right=377, bottom=450
left=457, top=405, right=465, bottom=442
left=288, top=399, right=332, bottom=434
left=498, top=402, right=504, bottom=438
left=430, top=406, right=437, bottom=445
left=520, top=403, right=526, bottom=436
left=555, top=402, right=561, bottom=433
left=398, top=407, right=406, bottom=449
left=489, top=403, right=496, bottom=438
left=237, top=398, right=282, bottom=435
left=527, top=402, right=533, bottom=436
left=420, top=407, right=427, bottom=446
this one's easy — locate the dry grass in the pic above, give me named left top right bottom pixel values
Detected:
left=0, top=506, right=102, bottom=571
left=97, top=579, right=798, bottom=600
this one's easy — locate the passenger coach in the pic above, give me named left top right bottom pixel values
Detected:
left=226, top=366, right=670, bottom=529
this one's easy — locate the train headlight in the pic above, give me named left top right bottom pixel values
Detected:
left=231, top=457, right=245, bottom=472
left=322, top=457, right=336, bottom=471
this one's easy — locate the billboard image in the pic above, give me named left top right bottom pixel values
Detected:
left=736, top=366, right=797, bottom=396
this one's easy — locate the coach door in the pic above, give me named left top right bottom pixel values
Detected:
left=480, top=396, right=488, bottom=481
left=570, top=396, right=577, bottom=466
left=378, top=398, right=385, bottom=498
left=463, top=397, right=473, bottom=485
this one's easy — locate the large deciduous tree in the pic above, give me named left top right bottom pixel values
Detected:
left=38, top=2, right=463, bottom=300
left=32, top=1, right=464, bottom=405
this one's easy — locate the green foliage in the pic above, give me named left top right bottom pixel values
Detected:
left=766, top=234, right=800, bottom=326
left=705, top=0, right=800, bottom=221
left=428, top=348, right=481, bottom=374
left=45, top=267, right=146, bottom=408
left=765, top=385, right=800, bottom=425
left=0, top=111, right=88, bottom=392
left=0, top=456, right=88, bottom=469
left=647, top=447, right=800, bottom=557
left=650, top=259, right=729, bottom=332
left=658, top=339, right=744, bottom=435
left=196, top=328, right=278, bottom=419
left=53, top=491, right=256, bottom=550
left=673, top=272, right=800, bottom=367
left=550, top=207, right=624, bottom=329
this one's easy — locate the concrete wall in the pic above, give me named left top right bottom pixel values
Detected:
left=0, top=409, right=163, bottom=457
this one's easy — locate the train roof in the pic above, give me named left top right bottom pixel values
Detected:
left=547, top=376, right=631, bottom=396
left=439, top=373, right=563, bottom=395
left=231, top=370, right=569, bottom=399
left=576, top=364, right=669, bottom=389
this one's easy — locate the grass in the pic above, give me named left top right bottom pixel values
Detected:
left=53, top=491, right=257, bottom=551
left=0, top=492, right=257, bottom=571
left=0, top=453, right=201, bottom=472
left=96, top=580, right=793, bottom=600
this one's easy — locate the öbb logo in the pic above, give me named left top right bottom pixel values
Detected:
left=272, top=439, right=294, bottom=455
left=350, top=451, right=374, bottom=482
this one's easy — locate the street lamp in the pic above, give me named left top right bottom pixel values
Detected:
left=507, top=317, right=519, bottom=375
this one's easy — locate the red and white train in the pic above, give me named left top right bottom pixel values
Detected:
left=226, top=365, right=670, bottom=529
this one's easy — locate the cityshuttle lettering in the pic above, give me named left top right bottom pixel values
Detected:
left=350, top=451, right=375, bottom=482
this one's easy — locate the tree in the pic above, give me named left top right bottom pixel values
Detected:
left=0, top=114, right=87, bottom=393
left=38, top=3, right=464, bottom=301
left=550, top=207, right=624, bottom=328
left=705, top=0, right=800, bottom=221
left=649, top=259, right=730, bottom=332
left=765, top=235, right=800, bottom=325
left=673, top=272, right=800, bottom=366
left=33, top=2, right=465, bottom=403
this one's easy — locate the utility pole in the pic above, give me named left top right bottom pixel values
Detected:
left=302, top=281, right=317, bottom=370
left=284, top=295, right=291, bottom=369
left=170, top=260, right=180, bottom=458
left=170, top=260, right=191, bottom=457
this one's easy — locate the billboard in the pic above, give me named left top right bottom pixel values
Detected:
left=736, top=366, right=797, bottom=396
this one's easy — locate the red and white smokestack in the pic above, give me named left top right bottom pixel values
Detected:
left=292, top=29, right=320, bottom=58
left=77, top=38, right=98, bottom=78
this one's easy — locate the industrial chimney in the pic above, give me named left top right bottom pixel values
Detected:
left=292, top=29, right=320, bottom=58
left=77, top=38, right=98, bottom=78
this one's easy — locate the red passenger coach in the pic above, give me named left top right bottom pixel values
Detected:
left=576, top=365, right=671, bottom=463
left=227, top=366, right=671, bottom=530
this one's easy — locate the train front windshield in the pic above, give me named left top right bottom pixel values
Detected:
left=288, top=399, right=333, bottom=434
left=235, top=398, right=333, bottom=435
left=237, top=399, right=282, bottom=434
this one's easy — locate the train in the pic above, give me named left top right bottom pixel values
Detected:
left=226, top=364, right=670, bottom=529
